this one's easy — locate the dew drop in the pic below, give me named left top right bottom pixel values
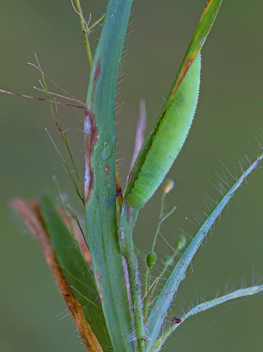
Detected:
left=199, top=38, right=206, bottom=46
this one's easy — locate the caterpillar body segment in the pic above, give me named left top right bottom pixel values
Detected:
left=126, top=52, right=201, bottom=209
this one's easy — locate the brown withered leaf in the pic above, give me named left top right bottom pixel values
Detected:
left=11, top=198, right=102, bottom=352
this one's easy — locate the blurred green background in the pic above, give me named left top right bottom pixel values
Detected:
left=1, top=1, right=262, bottom=351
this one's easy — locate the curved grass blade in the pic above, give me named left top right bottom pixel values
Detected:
left=151, top=284, right=263, bottom=352
left=126, top=53, right=201, bottom=209
left=40, top=195, right=112, bottom=351
left=165, top=0, right=223, bottom=108
left=84, top=1, right=135, bottom=351
left=145, top=152, right=263, bottom=352
left=125, top=0, right=223, bottom=209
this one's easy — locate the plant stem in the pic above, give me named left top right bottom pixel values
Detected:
left=74, top=0, right=93, bottom=69
left=146, top=250, right=178, bottom=309
left=151, top=192, right=166, bottom=252
left=120, top=201, right=146, bottom=351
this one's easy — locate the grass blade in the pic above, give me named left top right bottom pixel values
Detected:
left=40, top=195, right=112, bottom=351
left=11, top=198, right=104, bottom=352
left=146, top=152, right=263, bottom=352
left=84, top=1, right=135, bottom=351
left=125, top=0, right=223, bottom=208
left=165, top=0, right=223, bottom=108
left=151, top=284, right=263, bottom=352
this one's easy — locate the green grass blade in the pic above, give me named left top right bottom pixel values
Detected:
left=151, top=284, right=263, bottom=352
left=146, top=153, right=263, bottom=352
left=84, top=1, right=134, bottom=351
left=165, top=0, right=223, bottom=108
left=40, top=195, right=112, bottom=351
left=125, top=0, right=223, bottom=209
left=125, top=53, right=201, bottom=209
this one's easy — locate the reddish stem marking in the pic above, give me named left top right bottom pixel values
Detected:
left=84, top=108, right=98, bottom=204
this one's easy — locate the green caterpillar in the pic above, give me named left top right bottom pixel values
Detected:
left=126, top=52, right=201, bottom=209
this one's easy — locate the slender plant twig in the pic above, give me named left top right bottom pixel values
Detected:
left=73, top=0, right=104, bottom=70
left=33, top=54, right=85, bottom=203
left=151, top=193, right=166, bottom=252
left=74, top=0, right=93, bottom=68
left=28, top=62, right=86, bottom=106
left=46, top=128, right=85, bottom=204
left=33, top=86, right=85, bottom=104
left=144, top=192, right=166, bottom=311
left=53, top=103, right=84, bottom=199
left=0, top=89, right=84, bottom=109
left=143, top=191, right=176, bottom=318
left=146, top=251, right=179, bottom=310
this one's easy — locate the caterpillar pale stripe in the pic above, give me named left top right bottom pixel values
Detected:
left=126, top=52, right=201, bottom=209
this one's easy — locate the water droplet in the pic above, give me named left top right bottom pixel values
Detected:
left=199, top=38, right=206, bottom=46
left=101, top=142, right=111, bottom=160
